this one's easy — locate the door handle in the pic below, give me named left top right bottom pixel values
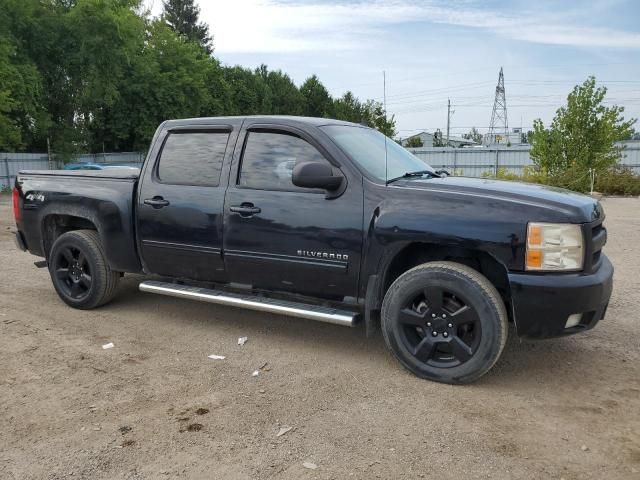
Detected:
left=144, top=196, right=170, bottom=209
left=230, top=203, right=261, bottom=217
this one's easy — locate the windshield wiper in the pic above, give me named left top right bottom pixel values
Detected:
left=386, top=170, right=441, bottom=185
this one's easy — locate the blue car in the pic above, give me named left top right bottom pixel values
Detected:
left=63, top=163, right=139, bottom=171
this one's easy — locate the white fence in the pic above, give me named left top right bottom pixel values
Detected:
left=1, top=152, right=144, bottom=189
left=408, top=141, right=640, bottom=177
left=2, top=142, right=640, bottom=189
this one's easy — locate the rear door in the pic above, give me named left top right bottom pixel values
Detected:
left=137, top=120, right=241, bottom=281
left=223, top=123, right=364, bottom=299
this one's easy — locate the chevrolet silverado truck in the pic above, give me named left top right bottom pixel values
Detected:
left=12, top=116, right=613, bottom=384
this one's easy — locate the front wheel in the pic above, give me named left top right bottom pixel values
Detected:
left=381, top=261, right=507, bottom=384
left=48, top=230, right=120, bottom=309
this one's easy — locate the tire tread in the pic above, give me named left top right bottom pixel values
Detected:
left=49, top=229, right=119, bottom=309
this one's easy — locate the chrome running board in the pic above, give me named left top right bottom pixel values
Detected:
left=139, top=280, right=358, bottom=327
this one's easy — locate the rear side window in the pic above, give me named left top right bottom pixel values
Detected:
left=239, top=131, right=330, bottom=191
left=157, top=132, right=229, bottom=186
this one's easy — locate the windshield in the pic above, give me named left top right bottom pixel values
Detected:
left=320, top=125, right=434, bottom=182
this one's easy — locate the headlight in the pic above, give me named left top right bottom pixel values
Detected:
left=526, top=223, right=584, bottom=271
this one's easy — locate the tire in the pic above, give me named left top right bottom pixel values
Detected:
left=381, top=261, right=507, bottom=384
left=48, top=230, right=120, bottom=309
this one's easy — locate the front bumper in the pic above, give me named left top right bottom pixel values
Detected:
left=508, top=255, right=613, bottom=339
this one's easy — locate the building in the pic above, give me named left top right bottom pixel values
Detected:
left=400, top=131, right=478, bottom=148
left=483, top=127, right=524, bottom=146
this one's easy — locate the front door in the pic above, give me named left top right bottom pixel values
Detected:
left=137, top=121, right=240, bottom=282
left=223, top=125, right=364, bottom=300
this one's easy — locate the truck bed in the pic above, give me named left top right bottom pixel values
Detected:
left=15, top=168, right=142, bottom=273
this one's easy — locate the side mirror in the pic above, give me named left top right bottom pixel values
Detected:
left=292, top=161, right=342, bottom=191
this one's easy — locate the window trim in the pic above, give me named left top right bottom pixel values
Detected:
left=235, top=127, right=340, bottom=194
left=153, top=128, right=232, bottom=187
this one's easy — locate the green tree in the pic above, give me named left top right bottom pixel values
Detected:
left=300, top=75, right=332, bottom=118
left=223, top=66, right=272, bottom=115
left=0, top=0, right=396, bottom=154
left=70, top=0, right=147, bottom=152
left=105, top=20, right=216, bottom=151
left=362, top=100, right=396, bottom=137
left=333, top=91, right=364, bottom=123
left=404, top=136, right=424, bottom=148
left=162, top=0, right=212, bottom=54
left=24, top=0, right=146, bottom=155
left=0, top=0, right=50, bottom=150
left=256, top=65, right=304, bottom=115
left=0, top=35, right=43, bottom=150
left=530, top=76, right=636, bottom=177
left=521, top=130, right=533, bottom=144
left=462, top=127, right=483, bottom=144
left=432, top=129, right=445, bottom=147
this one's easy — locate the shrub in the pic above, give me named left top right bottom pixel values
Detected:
left=482, top=166, right=640, bottom=196
left=594, top=167, right=640, bottom=196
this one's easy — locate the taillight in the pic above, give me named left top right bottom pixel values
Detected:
left=12, top=187, right=20, bottom=223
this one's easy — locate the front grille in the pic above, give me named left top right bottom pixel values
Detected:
left=584, top=218, right=606, bottom=272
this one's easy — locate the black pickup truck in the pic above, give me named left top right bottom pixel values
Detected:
left=12, top=116, right=613, bottom=384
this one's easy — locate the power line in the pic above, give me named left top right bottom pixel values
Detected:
left=374, top=79, right=640, bottom=104
left=335, top=62, right=640, bottom=91
left=382, top=89, right=640, bottom=111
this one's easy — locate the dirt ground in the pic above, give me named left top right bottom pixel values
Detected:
left=0, top=195, right=639, bottom=480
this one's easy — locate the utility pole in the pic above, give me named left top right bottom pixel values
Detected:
left=446, top=98, right=451, bottom=147
left=383, top=70, right=387, bottom=114
left=47, top=137, right=53, bottom=169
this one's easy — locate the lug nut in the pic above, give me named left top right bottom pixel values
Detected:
left=431, top=313, right=436, bottom=318
left=442, top=314, right=447, bottom=318
left=432, top=331, right=438, bottom=336
left=426, top=322, right=431, bottom=327
left=443, top=332, right=448, bottom=337
left=448, top=323, right=453, bottom=328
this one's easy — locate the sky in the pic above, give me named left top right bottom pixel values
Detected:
left=146, top=0, right=640, bottom=139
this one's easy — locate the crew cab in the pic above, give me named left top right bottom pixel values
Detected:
left=12, top=116, right=613, bottom=383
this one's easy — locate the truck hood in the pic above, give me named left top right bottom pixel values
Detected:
left=391, top=176, right=602, bottom=223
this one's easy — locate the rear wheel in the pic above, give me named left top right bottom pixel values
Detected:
left=381, top=261, right=507, bottom=384
left=48, top=230, right=119, bottom=309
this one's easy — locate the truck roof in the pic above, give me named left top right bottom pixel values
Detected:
left=162, top=115, right=365, bottom=129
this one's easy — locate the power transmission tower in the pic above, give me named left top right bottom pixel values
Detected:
left=488, top=67, right=508, bottom=144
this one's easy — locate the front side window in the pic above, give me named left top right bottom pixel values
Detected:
left=157, top=132, right=229, bottom=186
left=239, top=131, right=330, bottom=191
left=320, top=125, right=433, bottom=182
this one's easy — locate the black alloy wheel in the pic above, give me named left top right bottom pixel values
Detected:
left=381, top=261, right=508, bottom=384
left=48, top=230, right=120, bottom=309
left=53, top=245, right=93, bottom=300
left=398, top=285, right=481, bottom=368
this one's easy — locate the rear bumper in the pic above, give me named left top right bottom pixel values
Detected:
left=508, top=255, right=613, bottom=339
left=14, top=230, right=27, bottom=252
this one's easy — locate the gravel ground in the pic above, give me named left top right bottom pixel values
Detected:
left=1, top=195, right=639, bottom=479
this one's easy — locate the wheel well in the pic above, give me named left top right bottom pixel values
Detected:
left=42, top=215, right=97, bottom=258
left=381, top=242, right=511, bottom=313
